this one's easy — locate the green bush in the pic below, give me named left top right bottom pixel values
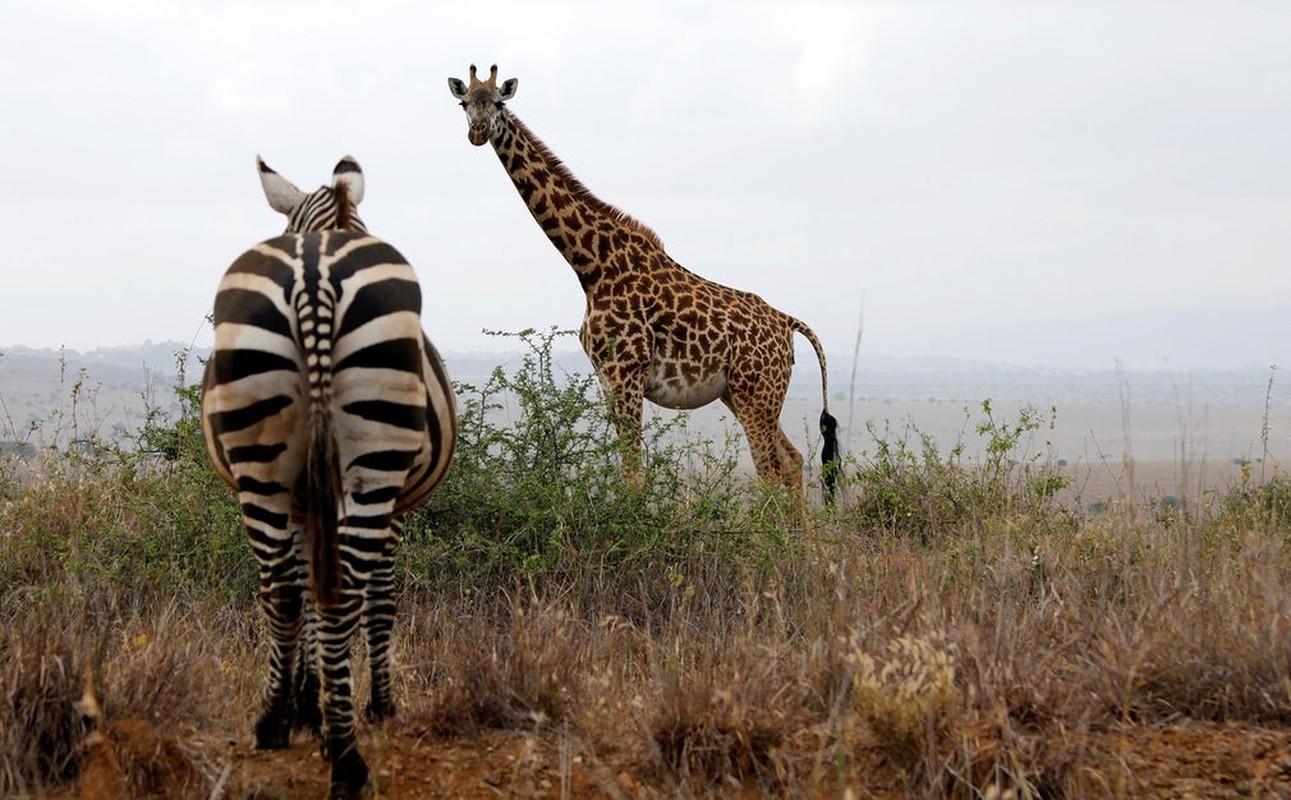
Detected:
left=841, top=401, right=1070, bottom=538
left=403, top=327, right=795, bottom=595
left=1213, top=472, right=1291, bottom=534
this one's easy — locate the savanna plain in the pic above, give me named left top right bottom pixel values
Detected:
left=2, top=333, right=1289, bottom=798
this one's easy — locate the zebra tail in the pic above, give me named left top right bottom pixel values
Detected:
left=306, top=405, right=342, bottom=607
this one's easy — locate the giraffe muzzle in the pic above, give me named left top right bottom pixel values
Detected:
left=468, top=127, right=488, bottom=147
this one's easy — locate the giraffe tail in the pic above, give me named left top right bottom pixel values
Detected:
left=791, top=317, right=842, bottom=502
left=820, top=409, right=840, bottom=500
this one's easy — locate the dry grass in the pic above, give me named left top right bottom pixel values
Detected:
left=382, top=487, right=1286, bottom=797
left=4, top=491, right=1291, bottom=796
left=2, top=344, right=1287, bottom=796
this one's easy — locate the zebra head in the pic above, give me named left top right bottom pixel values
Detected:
left=448, top=64, right=518, bottom=147
left=257, top=155, right=367, bottom=234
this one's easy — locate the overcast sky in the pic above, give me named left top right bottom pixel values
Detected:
left=2, top=1, right=1288, bottom=371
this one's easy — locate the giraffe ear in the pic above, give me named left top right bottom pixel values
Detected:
left=498, top=77, right=518, bottom=101
left=332, top=155, right=364, bottom=206
left=448, top=77, right=467, bottom=98
left=258, top=155, right=305, bottom=215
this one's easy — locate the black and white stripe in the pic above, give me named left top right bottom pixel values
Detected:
left=201, top=156, right=455, bottom=796
left=257, top=154, right=369, bottom=235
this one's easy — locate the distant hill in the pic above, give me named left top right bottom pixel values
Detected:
left=0, top=342, right=205, bottom=450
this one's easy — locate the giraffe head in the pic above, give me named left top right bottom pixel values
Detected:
left=447, top=64, right=518, bottom=147
left=257, top=155, right=367, bottom=234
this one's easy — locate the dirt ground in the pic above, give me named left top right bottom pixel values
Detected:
left=65, top=717, right=1291, bottom=798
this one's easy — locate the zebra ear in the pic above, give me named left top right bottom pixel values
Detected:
left=498, top=77, right=518, bottom=101
left=332, top=155, right=364, bottom=206
left=258, top=155, right=305, bottom=215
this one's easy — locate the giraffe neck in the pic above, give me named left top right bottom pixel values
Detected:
left=490, top=111, right=663, bottom=286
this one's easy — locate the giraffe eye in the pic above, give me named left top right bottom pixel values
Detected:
left=459, top=100, right=467, bottom=108
left=494, top=101, right=503, bottom=109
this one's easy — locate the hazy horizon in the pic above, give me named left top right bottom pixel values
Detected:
left=1, top=305, right=1286, bottom=374
left=3, top=338, right=1285, bottom=500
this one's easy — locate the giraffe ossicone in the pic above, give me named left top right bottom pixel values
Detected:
left=449, top=64, right=841, bottom=500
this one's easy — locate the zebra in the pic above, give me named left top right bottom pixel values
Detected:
left=201, top=155, right=456, bottom=796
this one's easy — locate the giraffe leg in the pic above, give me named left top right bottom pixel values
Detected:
left=775, top=427, right=811, bottom=520
left=720, top=397, right=786, bottom=488
left=583, top=321, right=651, bottom=487
left=775, top=428, right=805, bottom=491
left=722, top=346, right=802, bottom=491
left=603, top=372, right=647, bottom=487
left=747, top=424, right=786, bottom=487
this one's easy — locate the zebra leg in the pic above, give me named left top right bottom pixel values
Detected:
left=291, top=593, right=323, bottom=739
left=362, top=523, right=401, bottom=723
left=317, top=572, right=368, bottom=797
left=245, top=497, right=306, bottom=751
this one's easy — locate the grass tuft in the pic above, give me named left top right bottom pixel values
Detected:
left=0, top=625, right=93, bottom=793
left=649, top=671, right=794, bottom=793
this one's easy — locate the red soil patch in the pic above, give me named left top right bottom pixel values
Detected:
left=172, top=721, right=1291, bottom=798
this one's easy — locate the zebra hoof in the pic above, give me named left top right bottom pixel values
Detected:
left=363, top=698, right=396, bottom=724
left=328, top=748, right=370, bottom=799
left=291, top=699, right=323, bottom=737
left=253, top=713, right=291, bottom=750
left=294, top=675, right=321, bottom=722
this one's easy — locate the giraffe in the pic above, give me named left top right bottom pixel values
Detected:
left=448, top=64, right=840, bottom=499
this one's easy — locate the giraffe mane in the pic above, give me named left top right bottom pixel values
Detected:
left=508, top=113, right=664, bottom=250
